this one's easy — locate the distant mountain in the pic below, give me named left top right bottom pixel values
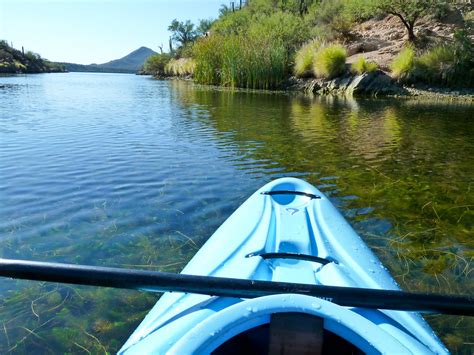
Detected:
left=98, top=47, right=157, bottom=72
left=59, top=47, right=157, bottom=73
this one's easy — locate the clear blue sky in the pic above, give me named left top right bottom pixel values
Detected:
left=0, top=0, right=225, bottom=64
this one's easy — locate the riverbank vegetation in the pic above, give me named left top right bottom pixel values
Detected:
left=391, top=30, right=474, bottom=87
left=312, top=44, right=347, bottom=79
left=0, top=40, right=65, bottom=73
left=144, top=0, right=473, bottom=92
left=351, top=56, right=378, bottom=74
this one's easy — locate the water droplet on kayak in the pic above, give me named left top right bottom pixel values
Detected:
left=312, top=302, right=321, bottom=309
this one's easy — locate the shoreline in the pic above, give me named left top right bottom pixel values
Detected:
left=152, top=75, right=474, bottom=102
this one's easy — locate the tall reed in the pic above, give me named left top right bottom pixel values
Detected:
left=193, top=35, right=224, bottom=85
left=193, top=34, right=288, bottom=89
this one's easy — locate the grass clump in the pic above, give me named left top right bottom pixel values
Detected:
left=312, top=44, right=347, bottom=79
left=164, top=58, right=195, bottom=77
left=294, top=39, right=322, bottom=77
left=413, top=30, right=474, bottom=87
left=390, top=47, right=415, bottom=79
left=391, top=30, right=474, bottom=87
left=351, top=56, right=378, bottom=74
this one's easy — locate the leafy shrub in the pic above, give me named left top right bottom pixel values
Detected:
left=343, top=0, right=381, bottom=22
left=247, top=11, right=310, bottom=54
left=294, top=39, right=323, bottom=77
left=164, top=58, right=195, bottom=77
left=311, top=0, right=353, bottom=38
left=143, top=53, right=172, bottom=75
left=313, top=44, right=347, bottom=79
left=351, top=56, right=378, bottom=74
left=211, top=8, right=252, bottom=35
left=390, top=47, right=415, bottom=79
left=306, top=0, right=379, bottom=39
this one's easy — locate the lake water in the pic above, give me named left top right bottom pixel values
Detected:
left=0, top=73, right=473, bottom=353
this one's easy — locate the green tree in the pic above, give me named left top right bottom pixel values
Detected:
left=168, top=19, right=197, bottom=47
left=218, top=4, right=232, bottom=16
left=143, top=53, right=172, bottom=75
left=196, top=18, right=214, bottom=36
left=377, top=0, right=443, bottom=41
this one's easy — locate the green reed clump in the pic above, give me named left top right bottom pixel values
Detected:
left=193, top=35, right=224, bottom=85
left=390, top=46, right=415, bottom=79
left=351, top=56, right=378, bottom=74
left=164, top=58, right=195, bottom=77
left=312, top=43, right=347, bottom=79
left=193, top=34, right=288, bottom=89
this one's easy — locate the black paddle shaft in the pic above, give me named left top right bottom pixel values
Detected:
left=0, top=258, right=473, bottom=316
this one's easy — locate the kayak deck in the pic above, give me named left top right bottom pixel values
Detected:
left=120, top=178, right=448, bottom=354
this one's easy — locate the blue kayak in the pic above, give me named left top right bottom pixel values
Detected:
left=119, top=177, right=448, bottom=354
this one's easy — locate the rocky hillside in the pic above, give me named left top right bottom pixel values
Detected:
left=0, top=40, right=65, bottom=73
left=346, top=8, right=472, bottom=71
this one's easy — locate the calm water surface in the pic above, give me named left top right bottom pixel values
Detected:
left=0, top=73, right=473, bottom=353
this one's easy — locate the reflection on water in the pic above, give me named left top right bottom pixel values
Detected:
left=0, top=75, right=472, bottom=353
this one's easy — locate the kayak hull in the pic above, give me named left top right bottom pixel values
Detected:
left=120, top=178, right=448, bottom=354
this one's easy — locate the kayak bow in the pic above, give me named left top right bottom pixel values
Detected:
left=118, top=178, right=452, bottom=354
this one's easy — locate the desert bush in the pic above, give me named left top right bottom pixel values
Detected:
left=247, top=11, right=310, bottom=53
left=344, top=0, right=381, bottom=21
left=306, top=0, right=380, bottom=39
left=313, top=44, right=347, bottom=79
left=311, top=0, right=353, bottom=38
left=211, top=8, right=252, bottom=35
left=351, top=56, right=378, bottom=74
